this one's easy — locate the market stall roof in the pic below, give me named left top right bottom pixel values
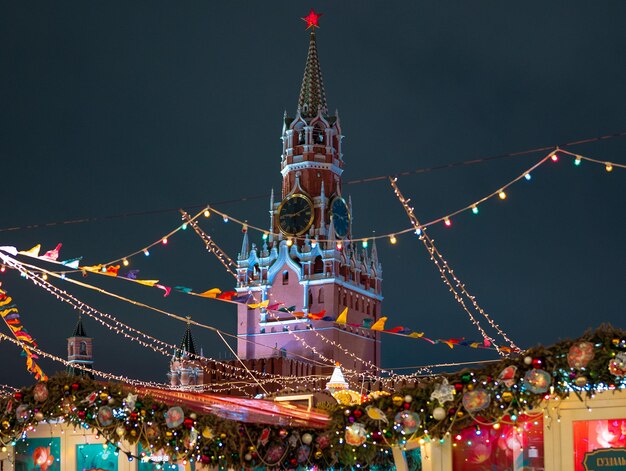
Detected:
left=137, top=387, right=331, bottom=429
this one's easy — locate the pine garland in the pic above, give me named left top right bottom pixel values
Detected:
left=0, top=326, right=624, bottom=469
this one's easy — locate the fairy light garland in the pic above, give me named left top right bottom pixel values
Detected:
left=390, top=177, right=519, bottom=356
left=180, top=209, right=237, bottom=278
left=175, top=148, right=624, bottom=245
left=1, top=255, right=329, bottom=384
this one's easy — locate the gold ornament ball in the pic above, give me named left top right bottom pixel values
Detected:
left=315, top=451, right=323, bottom=459
left=220, top=433, right=227, bottom=439
left=575, top=376, right=588, bottom=387
left=34, top=412, right=44, bottom=421
left=392, top=396, right=404, bottom=407
left=502, top=392, right=514, bottom=403
left=116, top=426, right=125, bottom=437
left=248, top=445, right=255, bottom=452
left=467, top=384, right=474, bottom=391
left=99, top=392, right=108, bottom=401
left=165, top=431, right=173, bottom=438
left=130, top=430, right=137, bottom=437
left=456, top=411, right=464, bottom=418
left=2, top=421, right=10, bottom=429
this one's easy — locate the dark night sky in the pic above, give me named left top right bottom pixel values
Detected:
left=1, top=1, right=625, bottom=387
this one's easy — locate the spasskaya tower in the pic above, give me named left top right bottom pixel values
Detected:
left=235, top=13, right=382, bottom=375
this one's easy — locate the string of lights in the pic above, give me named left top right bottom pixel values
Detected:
left=179, top=209, right=237, bottom=278
left=0, top=254, right=329, bottom=382
left=15, top=146, right=621, bottom=294
left=3, top=129, right=626, bottom=234
left=0, top=330, right=169, bottom=388
left=390, top=177, right=520, bottom=356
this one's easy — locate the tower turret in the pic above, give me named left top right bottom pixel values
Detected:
left=168, top=318, right=204, bottom=387
left=67, top=316, right=93, bottom=378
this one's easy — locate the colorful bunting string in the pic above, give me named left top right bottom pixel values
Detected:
left=0, top=288, right=47, bottom=381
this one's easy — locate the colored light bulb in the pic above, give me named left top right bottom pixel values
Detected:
left=524, top=173, right=532, bottom=181
left=336, top=241, right=342, bottom=250
left=262, top=233, right=268, bottom=240
left=223, top=216, right=229, bottom=223
left=122, top=259, right=129, bottom=267
left=415, top=228, right=422, bottom=235
left=498, top=190, right=507, bottom=200
left=42, top=273, right=48, bottom=280
left=203, top=210, right=210, bottom=218
left=471, top=205, right=479, bottom=215
left=143, top=249, right=150, bottom=256
left=606, top=163, right=613, bottom=172
left=181, top=223, right=188, bottom=230
left=162, top=238, right=168, bottom=245
left=362, top=240, right=368, bottom=248
left=286, top=238, right=293, bottom=247
left=444, top=217, right=451, bottom=227
left=551, top=152, right=559, bottom=162
left=0, top=266, right=5, bottom=273
left=574, top=157, right=582, bottom=166
left=389, top=235, right=397, bottom=244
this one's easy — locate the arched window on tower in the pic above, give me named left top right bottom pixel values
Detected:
left=318, top=289, right=325, bottom=304
left=313, top=124, right=325, bottom=144
left=69, top=341, right=74, bottom=356
left=79, top=341, right=87, bottom=356
left=313, top=256, right=324, bottom=274
left=295, top=123, right=305, bottom=145
left=282, top=271, right=289, bottom=285
left=308, top=290, right=313, bottom=307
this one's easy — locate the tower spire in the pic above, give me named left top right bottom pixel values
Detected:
left=298, top=30, right=328, bottom=118
left=178, top=317, right=197, bottom=357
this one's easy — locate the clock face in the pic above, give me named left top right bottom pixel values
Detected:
left=277, top=194, right=314, bottom=236
left=331, top=197, right=350, bottom=238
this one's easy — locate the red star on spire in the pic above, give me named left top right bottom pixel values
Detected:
left=302, top=9, right=322, bottom=30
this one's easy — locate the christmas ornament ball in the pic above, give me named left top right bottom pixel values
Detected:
left=433, top=407, right=446, bottom=421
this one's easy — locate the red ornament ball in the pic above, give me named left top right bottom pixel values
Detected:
left=71, top=383, right=80, bottom=391
left=353, top=410, right=363, bottom=419
left=183, top=418, right=194, bottom=429
left=532, top=358, right=543, bottom=369
left=454, top=383, right=464, bottom=392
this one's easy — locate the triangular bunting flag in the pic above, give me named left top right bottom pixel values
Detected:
left=370, top=316, right=387, bottom=331
left=198, top=288, right=221, bottom=298
left=335, top=307, right=348, bottom=325
left=19, top=244, right=41, bottom=258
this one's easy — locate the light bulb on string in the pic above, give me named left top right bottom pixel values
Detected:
left=286, top=238, right=293, bottom=247
left=389, top=235, right=397, bottom=245
left=203, top=210, right=210, bottom=218
left=574, top=156, right=582, bottom=166
left=311, top=238, right=317, bottom=248
left=143, top=249, right=150, bottom=257
left=524, top=173, right=532, bottom=181
left=223, top=216, right=229, bottom=223
left=336, top=241, right=343, bottom=250
left=0, top=265, right=5, bottom=273
left=122, top=259, right=129, bottom=267
left=550, top=152, right=559, bottom=162
left=262, top=232, right=268, bottom=240
left=471, top=205, right=479, bottom=215
left=162, top=238, right=168, bottom=245
left=605, top=163, right=613, bottom=172
left=181, top=223, right=188, bottom=230
left=415, top=228, right=422, bottom=235
left=42, top=274, right=48, bottom=280
left=362, top=239, right=368, bottom=248
left=498, top=190, right=507, bottom=200
left=444, top=217, right=452, bottom=227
